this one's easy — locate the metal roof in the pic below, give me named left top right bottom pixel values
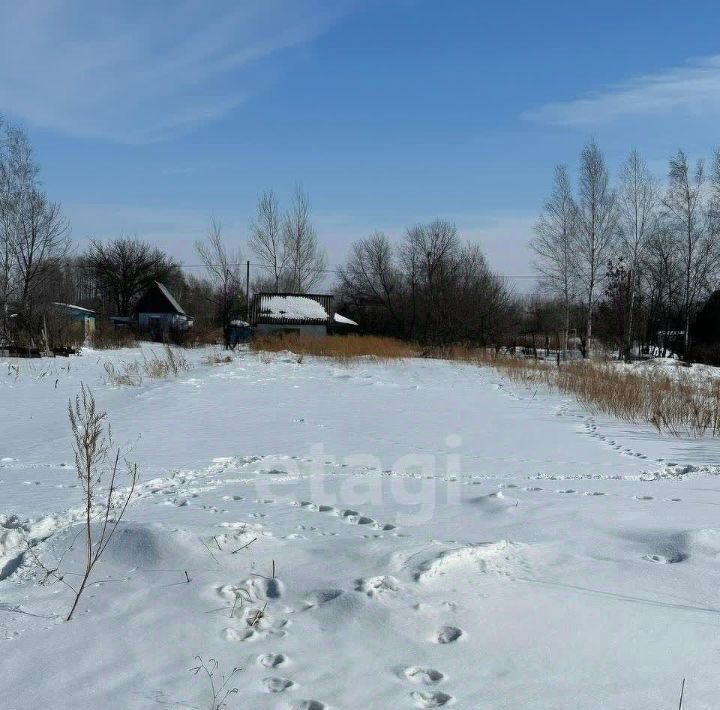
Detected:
left=251, top=293, right=334, bottom=326
left=154, top=282, right=186, bottom=315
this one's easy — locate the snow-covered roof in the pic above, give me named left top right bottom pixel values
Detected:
left=259, top=295, right=329, bottom=321
left=333, top=313, right=358, bottom=326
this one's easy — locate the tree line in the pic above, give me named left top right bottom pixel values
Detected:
left=3, top=116, right=720, bottom=359
left=530, top=141, right=720, bottom=361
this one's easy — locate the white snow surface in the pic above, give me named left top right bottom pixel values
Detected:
left=260, top=295, right=328, bottom=321
left=1, top=346, right=720, bottom=708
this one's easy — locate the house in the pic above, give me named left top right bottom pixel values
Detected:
left=134, top=282, right=192, bottom=339
left=52, top=303, right=96, bottom=339
left=249, top=293, right=358, bottom=336
left=250, top=293, right=335, bottom=336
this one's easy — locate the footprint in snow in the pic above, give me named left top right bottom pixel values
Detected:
left=402, top=666, right=445, bottom=684
left=634, top=495, right=654, bottom=501
left=302, top=589, right=343, bottom=610
left=263, top=676, right=294, bottom=693
left=342, top=509, right=376, bottom=525
left=436, top=626, right=463, bottom=644
left=258, top=653, right=287, bottom=668
left=643, top=553, right=686, bottom=564
left=223, top=627, right=255, bottom=642
left=291, top=701, right=326, bottom=710
left=411, top=690, right=454, bottom=707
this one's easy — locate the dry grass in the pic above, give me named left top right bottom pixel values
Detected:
left=103, top=346, right=191, bottom=386
left=449, top=350, right=720, bottom=438
left=103, top=360, right=143, bottom=387
left=250, top=334, right=417, bottom=363
left=202, top=351, right=234, bottom=366
left=142, top=346, right=190, bottom=378
left=91, top=326, right=137, bottom=350
left=557, top=362, right=720, bottom=438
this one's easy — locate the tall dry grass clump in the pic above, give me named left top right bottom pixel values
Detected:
left=557, top=362, right=720, bottom=437
left=465, top=351, right=720, bottom=438
left=251, top=334, right=417, bottom=363
left=103, top=346, right=191, bottom=386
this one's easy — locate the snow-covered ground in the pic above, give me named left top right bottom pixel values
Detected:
left=1, top=346, right=720, bottom=709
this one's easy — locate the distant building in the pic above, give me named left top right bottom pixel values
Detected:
left=52, top=302, right=96, bottom=339
left=249, top=292, right=362, bottom=337
left=134, top=282, right=192, bottom=339
left=250, top=293, right=333, bottom=336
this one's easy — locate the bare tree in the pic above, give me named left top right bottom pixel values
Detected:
left=662, top=150, right=719, bottom=353
left=12, top=188, right=69, bottom=316
left=530, top=164, right=577, bottom=351
left=85, top=237, right=179, bottom=316
left=575, top=141, right=618, bottom=357
left=399, top=219, right=460, bottom=342
left=194, top=218, right=244, bottom=344
left=0, top=120, right=50, bottom=335
left=617, top=149, right=659, bottom=359
left=283, top=186, right=327, bottom=292
left=337, top=231, right=404, bottom=332
left=249, top=190, right=286, bottom=292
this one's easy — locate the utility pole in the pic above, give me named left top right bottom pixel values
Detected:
left=246, top=260, right=250, bottom=322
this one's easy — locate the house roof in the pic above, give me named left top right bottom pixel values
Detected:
left=155, top=282, right=186, bottom=315
left=333, top=313, right=358, bottom=326
left=251, top=293, right=334, bottom=326
left=135, top=282, right=187, bottom=316
left=52, top=302, right=96, bottom=316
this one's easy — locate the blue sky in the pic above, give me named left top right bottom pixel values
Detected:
left=3, top=0, right=720, bottom=288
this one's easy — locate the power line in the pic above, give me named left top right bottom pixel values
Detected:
left=176, top=261, right=539, bottom=279
left=69, top=259, right=538, bottom=280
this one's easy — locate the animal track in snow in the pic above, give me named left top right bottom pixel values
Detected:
left=402, top=666, right=445, bottom=684
left=259, top=653, right=287, bottom=668
left=302, top=588, right=343, bottom=609
left=410, top=690, right=454, bottom=707
left=643, top=553, right=686, bottom=564
left=291, top=701, right=326, bottom=710
left=292, top=499, right=396, bottom=532
left=436, top=625, right=463, bottom=644
left=223, top=627, right=255, bottom=642
left=263, top=676, right=294, bottom=693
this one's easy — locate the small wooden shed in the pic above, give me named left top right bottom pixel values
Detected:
left=250, top=293, right=334, bottom=336
left=134, top=282, right=192, bottom=338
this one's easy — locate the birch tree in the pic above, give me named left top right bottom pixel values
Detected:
left=283, top=186, right=326, bottom=292
left=617, top=149, right=658, bottom=359
left=249, top=190, right=286, bottom=292
left=530, top=164, right=577, bottom=351
left=575, top=141, right=618, bottom=357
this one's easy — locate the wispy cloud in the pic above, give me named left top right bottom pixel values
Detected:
left=0, top=0, right=360, bottom=143
left=526, top=55, right=720, bottom=126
